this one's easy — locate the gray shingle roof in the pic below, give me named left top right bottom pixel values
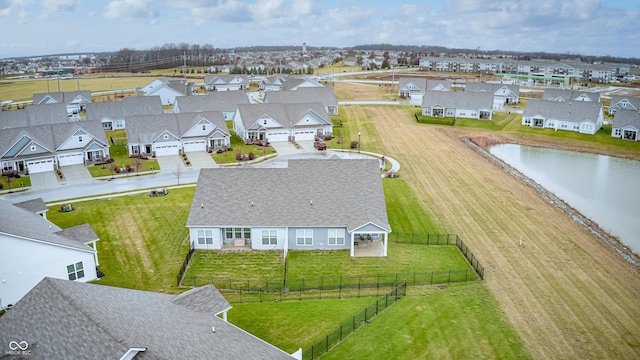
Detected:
left=187, top=159, right=390, bottom=232
left=85, top=96, right=164, bottom=121
left=263, top=87, right=338, bottom=109
left=0, top=199, right=96, bottom=252
left=237, top=102, right=331, bottom=131
left=55, top=224, right=99, bottom=243
left=612, top=109, right=640, bottom=129
left=610, top=95, right=640, bottom=112
left=523, top=99, right=603, bottom=122
left=398, top=78, right=452, bottom=92
left=174, top=92, right=250, bottom=113
left=126, top=112, right=229, bottom=144
left=0, top=278, right=294, bottom=359
left=541, top=88, right=600, bottom=102
left=0, top=103, right=70, bottom=129
left=422, top=90, right=493, bottom=109
left=12, top=197, right=47, bottom=214
left=465, top=82, right=519, bottom=95
left=33, top=91, right=91, bottom=105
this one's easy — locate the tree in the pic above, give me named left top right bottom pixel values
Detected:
left=173, top=162, right=183, bottom=185
left=382, top=59, right=390, bottom=69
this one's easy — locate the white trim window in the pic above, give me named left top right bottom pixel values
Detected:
left=262, top=229, right=277, bottom=245
left=197, top=229, right=213, bottom=245
left=328, top=229, right=345, bottom=245
left=67, top=262, right=85, bottom=280
left=296, top=229, right=313, bottom=246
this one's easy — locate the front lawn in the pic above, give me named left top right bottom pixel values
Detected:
left=0, top=175, right=31, bottom=191
left=211, top=129, right=275, bottom=164
left=88, top=130, right=159, bottom=177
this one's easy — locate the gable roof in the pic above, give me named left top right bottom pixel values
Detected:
left=422, top=91, right=494, bottom=109
left=187, top=159, right=390, bottom=232
left=33, top=91, right=92, bottom=106
left=204, top=74, right=250, bottom=86
left=126, top=111, right=229, bottom=144
left=465, top=82, right=519, bottom=95
left=0, top=199, right=96, bottom=252
left=263, top=87, right=338, bottom=108
left=174, top=91, right=250, bottom=113
left=541, top=89, right=600, bottom=102
left=398, top=78, right=452, bottom=92
left=12, top=198, right=47, bottom=214
left=281, top=76, right=323, bottom=90
left=612, top=109, right=640, bottom=129
left=523, top=99, right=603, bottom=122
left=0, top=103, right=70, bottom=129
left=0, top=278, right=294, bottom=359
left=85, top=95, right=164, bottom=121
left=610, top=95, right=640, bottom=111
left=237, top=102, right=331, bottom=131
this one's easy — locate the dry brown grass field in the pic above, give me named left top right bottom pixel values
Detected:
left=358, top=104, right=640, bottom=359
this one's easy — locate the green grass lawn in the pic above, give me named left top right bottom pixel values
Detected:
left=0, top=175, right=31, bottom=191
left=184, top=250, right=284, bottom=286
left=383, top=177, right=442, bottom=233
left=87, top=130, right=159, bottom=177
left=322, top=283, right=531, bottom=360
left=46, top=187, right=194, bottom=293
left=228, top=297, right=377, bottom=354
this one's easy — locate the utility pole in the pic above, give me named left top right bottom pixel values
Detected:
left=183, top=51, right=187, bottom=80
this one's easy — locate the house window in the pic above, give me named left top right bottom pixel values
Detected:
left=225, top=228, right=233, bottom=239
left=164, top=134, right=169, bottom=140
left=262, top=229, right=277, bottom=245
left=614, top=128, right=622, bottom=137
left=197, top=229, right=213, bottom=245
left=202, top=125, right=206, bottom=131
left=30, top=145, right=37, bottom=152
left=67, top=262, right=85, bottom=280
left=244, top=228, right=251, bottom=241
left=296, top=229, right=313, bottom=246
left=78, top=136, right=83, bottom=142
left=328, top=229, right=345, bottom=245
left=263, top=119, right=267, bottom=125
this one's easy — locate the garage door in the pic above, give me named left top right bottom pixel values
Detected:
left=183, top=139, right=206, bottom=152
left=26, top=158, right=55, bottom=173
left=153, top=143, right=180, bottom=156
left=58, top=152, right=84, bottom=166
left=292, top=130, right=316, bottom=141
left=267, top=131, right=289, bottom=142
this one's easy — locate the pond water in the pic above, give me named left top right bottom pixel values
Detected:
left=489, top=143, right=640, bottom=254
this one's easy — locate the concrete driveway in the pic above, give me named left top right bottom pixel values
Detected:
left=28, top=171, right=59, bottom=189
left=186, top=151, right=218, bottom=169
left=60, top=165, right=95, bottom=185
left=155, top=155, right=183, bottom=172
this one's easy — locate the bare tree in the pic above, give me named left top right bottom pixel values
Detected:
left=173, top=162, right=183, bottom=185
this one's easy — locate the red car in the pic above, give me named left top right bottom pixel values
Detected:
left=314, top=140, right=327, bottom=150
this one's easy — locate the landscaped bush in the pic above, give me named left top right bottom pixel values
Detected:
left=248, top=152, right=256, bottom=160
left=235, top=149, right=243, bottom=161
left=350, top=141, right=359, bottom=149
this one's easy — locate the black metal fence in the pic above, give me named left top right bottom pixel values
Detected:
left=389, top=232, right=484, bottom=280
left=302, top=283, right=407, bottom=360
left=176, top=247, right=195, bottom=286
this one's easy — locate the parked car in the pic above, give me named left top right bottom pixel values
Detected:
left=314, top=140, right=327, bottom=150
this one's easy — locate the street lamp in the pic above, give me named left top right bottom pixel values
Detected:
left=358, top=132, right=361, bottom=154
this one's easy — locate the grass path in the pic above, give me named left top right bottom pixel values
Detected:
left=367, top=105, right=640, bottom=359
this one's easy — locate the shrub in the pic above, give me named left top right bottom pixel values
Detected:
left=186, top=160, right=191, bottom=165
left=350, top=141, right=359, bottom=149
left=248, top=152, right=256, bottom=160
left=0, top=184, right=3, bottom=190
left=235, top=149, right=243, bottom=161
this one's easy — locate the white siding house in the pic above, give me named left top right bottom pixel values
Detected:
left=0, top=199, right=99, bottom=309
left=522, top=99, right=604, bottom=135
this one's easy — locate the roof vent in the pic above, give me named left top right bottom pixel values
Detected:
left=212, top=326, right=215, bottom=333
left=251, top=201, right=254, bottom=207
left=310, top=200, right=313, bottom=205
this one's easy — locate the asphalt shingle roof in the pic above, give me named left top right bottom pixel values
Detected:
left=422, top=90, right=494, bottom=109
left=85, top=96, right=164, bottom=121
left=126, top=112, right=228, bottom=144
left=237, top=102, right=331, bottom=131
left=0, top=278, right=294, bottom=359
left=263, top=87, right=338, bottom=109
left=612, top=109, right=640, bottom=129
left=523, top=99, right=603, bottom=122
left=187, top=159, right=391, bottom=232
left=174, top=92, right=250, bottom=113
left=541, top=88, right=600, bottom=102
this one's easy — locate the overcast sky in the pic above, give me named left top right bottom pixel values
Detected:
left=1, top=0, right=639, bottom=59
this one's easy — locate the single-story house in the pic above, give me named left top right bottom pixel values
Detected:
left=32, top=91, right=92, bottom=117
left=281, top=76, right=323, bottom=91
left=541, top=88, right=601, bottom=103
left=126, top=111, right=230, bottom=157
left=397, top=78, right=451, bottom=99
left=233, top=102, right=332, bottom=143
left=85, top=95, right=164, bottom=130
left=259, top=75, right=289, bottom=91
left=608, top=95, right=640, bottom=116
left=522, top=99, right=604, bottom=135
left=263, top=87, right=339, bottom=115
left=0, top=199, right=99, bottom=308
left=0, top=103, right=70, bottom=129
left=139, top=78, right=193, bottom=106
left=0, top=278, right=298, bottom=359
left=173, top=91, right=250, bottom=120
left=0, top=120, right=109, bottom=174
left=186, top=159, right=391, bottom=257
left=611, top=109, right=640, bottom=141
left=422, top=91, right=494, bottom=120
left=203, top=74, right=250, bottom=91
left=465, top=82, right=520, bottom=109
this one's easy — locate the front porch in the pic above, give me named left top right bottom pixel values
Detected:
left=352, top=239, right=384, bottom=257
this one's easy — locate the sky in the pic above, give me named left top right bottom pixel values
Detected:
left=1, top=0, right=639, bottom=59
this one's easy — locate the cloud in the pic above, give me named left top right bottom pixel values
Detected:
left=104, top=0, right=159, bottom=20
left=41, top=0, right=80, bottom=16
left=0, top=0, right=24, bottom=17
left=189, top=0, right=250, bottom=24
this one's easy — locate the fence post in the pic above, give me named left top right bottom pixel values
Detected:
left=326, top=336, right=329, bottom=354
left=413, top=272, right=416, bottom=286
left=448, top=270, right=451, bottom=283
left=365, top=307, right=368, bottom=322
left=320, top=277, right=323, bottom=300
left=239, top=289, right=242, bottom=303
left=340, top=324, right=343, bottom=341
left=430, top=272, right=433, bottom=285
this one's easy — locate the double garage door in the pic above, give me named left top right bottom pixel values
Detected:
left=58, top=152, right=84, bottom=166
left=267, top=131, right=289, bottom=142
left=292, top=130, right=316, bottom=141
left=153, top=143, right=180, bottom=156
left=26, top=158, right=55, bottom=173
left=183, top=139, right=206, bottom=152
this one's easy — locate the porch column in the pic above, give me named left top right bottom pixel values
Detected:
left=383, top=233, right=388, bottom=257
left=222, top=310, right=228, bottom=322
left=350, top=233, right=355, bottom=257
